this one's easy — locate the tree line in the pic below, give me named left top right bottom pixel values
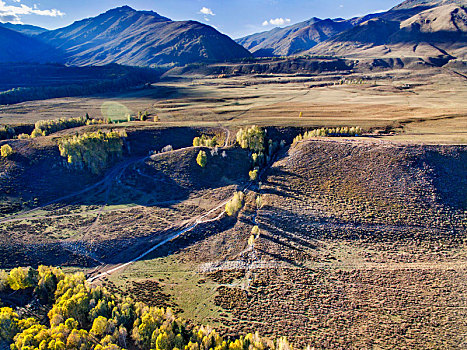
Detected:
left=0, top=266, right=296, bottom=350
left=293, top=126, right=363, bottom=143
left=0, top=64, right=162, bottom=106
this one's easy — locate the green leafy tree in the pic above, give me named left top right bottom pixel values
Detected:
left=1, top=144, right=13, bottom=158
left=0, top=308, right=19, bottom=342
left=196, top=151, right=207, bottom=168
left=225, top=192, right=245, bottom=216
left=58, top=130, right=126, bottom=174
left=1, top=266, right=295, bottom=350
left=249, top=169, right=259, bottom=181
left=236, top=126, right=265, bottom=153
left=7, top=267, right=38, bottom=291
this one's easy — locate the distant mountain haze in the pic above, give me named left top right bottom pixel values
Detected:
left=0, top=26, right=62, bottom=64
left=0, top=23, right=48, bottom=36
left=236, top=18, right=353, bottom=57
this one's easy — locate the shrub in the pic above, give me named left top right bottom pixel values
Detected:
left=17, top=134, right=30, bottom=140
left=1, top=144, right=13, bottom=158
left=225, top=192, right=244, bottom=216
left=30, top=128, right=44, bottom=138
left=251, top=225, right=260, bottom=236
left=196, top=150, right=207, bottom=168
left=249, top=169, right=259, bottom=181
left=256, top=195, right=263, bottom=209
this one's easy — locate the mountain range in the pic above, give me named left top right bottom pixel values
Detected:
left=237, top=0, right=467, bottom=59
left=0, top=6, right=251, bottom=66
left=0, top=0, right=465, bottom=67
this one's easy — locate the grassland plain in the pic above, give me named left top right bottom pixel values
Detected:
left=0, top=60, right=466, bottom=144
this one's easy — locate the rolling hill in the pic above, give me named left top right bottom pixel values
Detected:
left=38, top=6, right=251, bottom=66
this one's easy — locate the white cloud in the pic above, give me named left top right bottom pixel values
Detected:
left=263, top=18, right=291, bottom=26
left=199, top=7, right=215, bottom=16
left=0, top=0, right=64, bottom=24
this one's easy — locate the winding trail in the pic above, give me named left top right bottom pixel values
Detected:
left=87, top=137, right=282, bottom=283
left=87, top=197, right=229, bottom=283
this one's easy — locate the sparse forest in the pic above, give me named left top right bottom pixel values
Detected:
left=0, top=266, right=295, bottom=350
left=32, top=116, right=105, bottom=137
left=58, top=130, right=127, bottom=174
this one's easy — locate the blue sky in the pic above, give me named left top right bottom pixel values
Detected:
left=0, top=0, right=403, bottom=38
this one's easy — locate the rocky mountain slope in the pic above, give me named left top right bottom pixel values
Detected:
left=237, top=0, right=466, bottom=59
left=38, top=6, right=251, bottom=66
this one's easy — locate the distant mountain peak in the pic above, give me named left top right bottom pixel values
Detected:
left=104, top=5, right=135, bottom=13
left=103, top=5, right=171, bottom=21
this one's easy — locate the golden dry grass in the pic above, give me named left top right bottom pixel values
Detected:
left=1, top=65, right=465, bottom=144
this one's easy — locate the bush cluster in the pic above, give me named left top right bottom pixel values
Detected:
left=0, top=266, right=296, bottom=350
left=193, top=135, right=218, bottom=148
left=31, top=116, right=106, bottom=138
left=58, top=130, right=127, bottom=174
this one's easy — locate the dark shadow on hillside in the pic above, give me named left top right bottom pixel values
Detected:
left=258, top=219, right=317, bottom=250
left=255, top=247, right=304, bottom=268
left=116, top=214, right=239, bottom=264
left=422, top=149, right=467, bottom=210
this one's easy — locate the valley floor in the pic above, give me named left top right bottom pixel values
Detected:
left=1, top=63, right=466, bottom=144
